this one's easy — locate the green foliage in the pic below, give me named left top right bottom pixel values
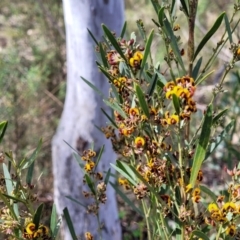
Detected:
left=78, top=0, right=240, bottom=239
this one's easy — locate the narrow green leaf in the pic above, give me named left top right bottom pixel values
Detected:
left=158, top=7, right=165, bottom=27
left=205, top=120, right=234, bottom=160
left=190, top=230, right=210, bottom=240
left=136, top=20, right=147, bottom=41
left=81, top=77, right=106, bottom=99
left=110, top=85, right=122, bottom=104
left=104, top=168, right=111, bottom=185
left=3, top=163, right=13, bottom=195
left=119, top=61, right=131, bottom=77
left=98, top=65, right=113, bottom=80
left=50, top=204, right=57, bottom=236
left=140, top=29, right=154, bottom=76
left=172, top=94, right=180, bottom=114
left=224, top=14, right=233, bottom=44
left=150, top=0, right=161, bottom=14
left=212, top=108, right=228, bottom=124
left=147, top=73, right=158, bottom=97
left=85, top=174, right=96, bottom=195
left=192, top=57, right=202, bottom=80
left=2, top=193, right=25, bottom=204
left=87, top=28, right=99, bottom=46
left=103, top=99, right=127, bottom=118
left=190, top=105, right=212, bottom=187
left=102, top=24, right=127, bottom=62
left=63, top=141, right=78, bottom=154
left=110, top=163, right=137, bottom=186
left=196, top=70, right=215, bottom=86
left=51, top=206, right=62, bottom=238
left=19, top=139, right=42, bottom=170
left=2, top=165, right=19, bottom=218
left=0, top=191, right=17, bottom=220
left=0, top=121, right=8, bottom=143
left=193, top=12, right=225, bottom=61
left=26, top=161, right=34, bottom=185
left=155, top=72, right=167, bottom=85
left=118, top=161, right=138, bottom=184
left=163, top=17, right=186, bottom=73
left=95, top=145, right=104, bottom=168
left=170, top=0, right=176, bottom=15
left=99, top=43, right=108, bottom=68
left=120, top=21, right=127, bottom=38
left=199, top=185, right=217, bottom=202
left=110, top=182, right=144, bottom=216
left=33, top=203, right=44, bottom=229
left=65, top=196, right=86, bottom=208
left=73, top=152, right=84, bottom=169
left=135, top=84, right=150, bottom=118
left=179, top=0, right=189, bottom=16
left=63, top=208, right=78, bottom=240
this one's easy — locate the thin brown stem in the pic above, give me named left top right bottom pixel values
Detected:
left=188, top=0, right=198, bottom=77
left=186, top=0, right=198, bottom=141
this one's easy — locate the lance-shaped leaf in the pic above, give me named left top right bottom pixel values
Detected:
left=0, top=121, right=8, bottom=143
left=0, top=191, right=18, bottom=220
left=205, top=120, right=234, bottom=160
left=102, top=24, right=127, bottom=62
left=103, top=99, right=127, bottom=118
left=63, top=208, right=78, bottom=240
left=99, top=43, right=108, bottom=68
left=190, top=230, right=210, bottom=240
left=120, top=21, right=127, bottom=38
left=65, top=196, right=86, bottom=208
left=51, top=204, right=62, bottom=239
left=190, top=105, right=212, bottom=187
left=85, top=174, right=95, bottom=195
left=212, top=108, right=228, bottom=125
left=136, top=20, right=147, bottom=41
left=147, top=73, right=158, bottom=97
left=224, top=14, right=233, bottom=44
left=170, top=0, right=176, bottom=15
left=192, top=57, right=202, bottom=80
left=172, top=94, right=180, bottom=114
left=87, top=28, right=99, bottom=46
left=3, top=163, right=14, bottom=196
left=104, top=168, right=111, bottom=185
left=101, top=108, right=118, bottom=128
left=3, top=164, right=19, bottom=218
left=33, top=203, right=44, bottom=229
left=18, top=139, right=42, bottom=170
left=158, top=7, right=165, bottom=27
left=135, top=84, right=150, bottom=118
left=95, top=145, right=104, bottom=168
left=199, top=185, right=217, bottom=202
left=26, top=161, right=34, bottom=185
left=163, top=16, right=186, bottom=74
left=110, top=161, right=138, bottom=186
left=81, top=77, right=106, bottom=99
left=140, top=29, right=154, bottom=76
left=179, top=0, right=189, bottom=16
left=193, top=12, right=225, bottom=61
left=150, top=0, right=161, bottom=14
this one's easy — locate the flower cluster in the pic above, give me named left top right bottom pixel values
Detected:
left=164, top=76, right=197, bottom=119
left=81, top=149, right=107, bottom=210
left=23, top=222, right=50, bottom=239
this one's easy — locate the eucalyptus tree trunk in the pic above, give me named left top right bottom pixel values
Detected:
left=52, top=1, right=124, bottom=239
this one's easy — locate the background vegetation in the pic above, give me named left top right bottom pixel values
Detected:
left=0, top=0, right=239, bottom=239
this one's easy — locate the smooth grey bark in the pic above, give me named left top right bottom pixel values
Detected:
left=52, top=1, right=124, bottom=239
